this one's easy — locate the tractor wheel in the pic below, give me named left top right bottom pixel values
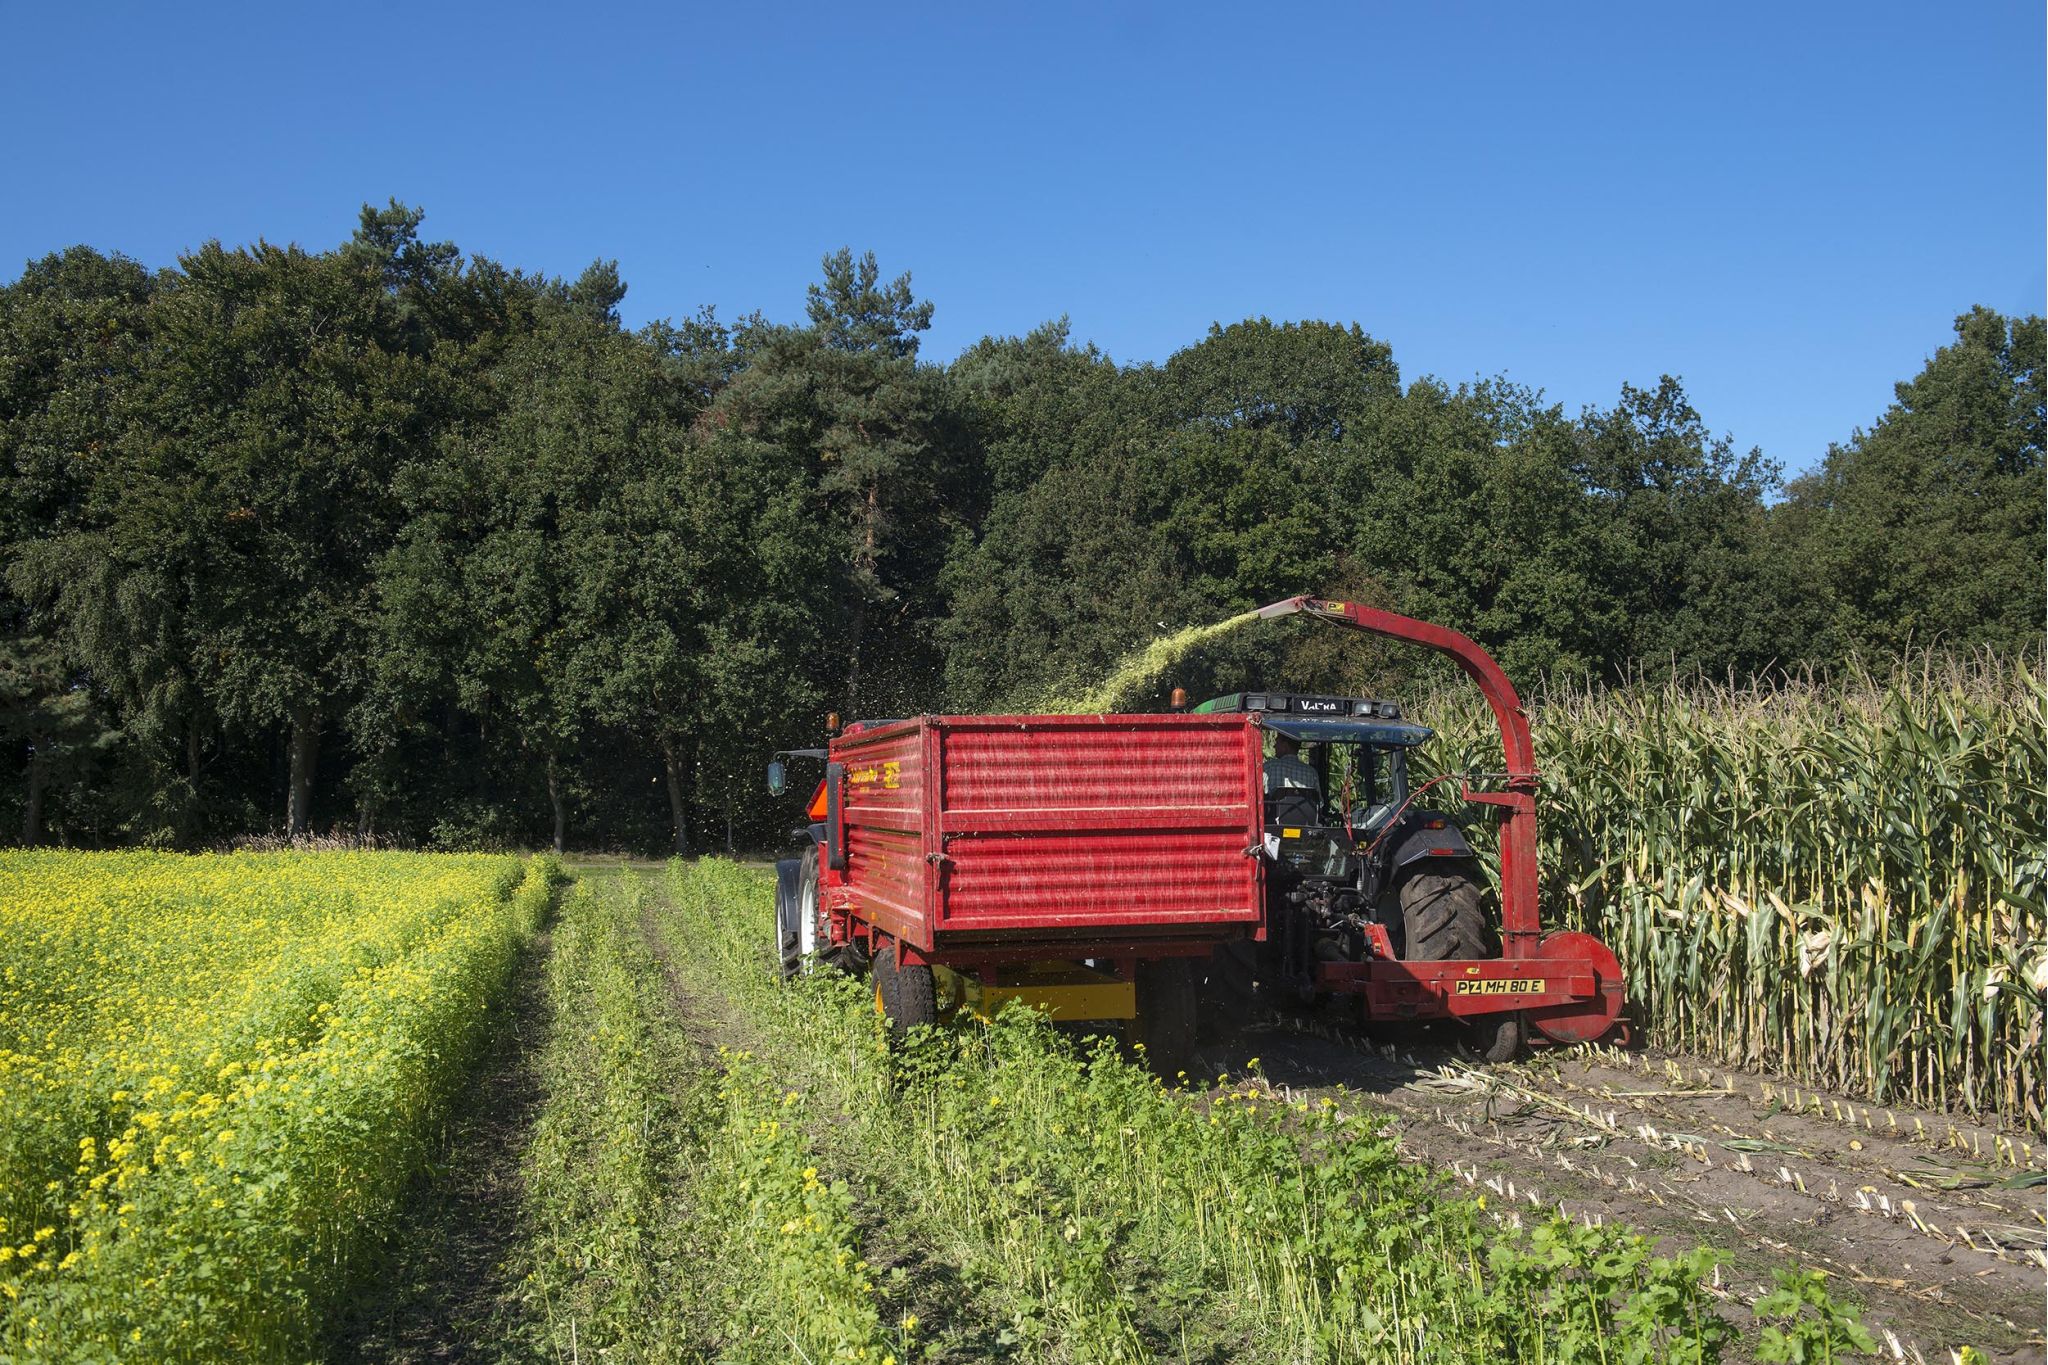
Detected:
left=1132, top=958, right=1198, bottom=1080
left=775, top=854, right=806, bottom=980
left=876, top=941, right=937, bottom=1034
left=1464, top=1009, right=1524, bottom=1063
left=779, top=845, right=833, bottom=978
left=1397, top=866, right=1490, bottom=961
left=1395, top=864, right=1522, bottom=1063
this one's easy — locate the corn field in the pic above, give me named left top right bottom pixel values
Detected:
left=1416, top=653, right=2046, bottom=1131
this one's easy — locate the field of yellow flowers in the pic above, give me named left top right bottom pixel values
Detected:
left=0, top=849, right=557, bottom=1361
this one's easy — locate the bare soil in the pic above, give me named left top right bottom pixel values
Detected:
left=333, top=926, right=557, bottom=1361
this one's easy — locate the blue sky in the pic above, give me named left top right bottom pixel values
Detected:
left=4, top=1, right=2040, bottom=477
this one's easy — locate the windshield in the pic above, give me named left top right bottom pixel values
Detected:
left=1262, top=738, right=1401, bottom=833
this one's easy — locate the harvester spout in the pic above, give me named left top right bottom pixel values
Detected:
left=1251, top=594, right=1543, bottom=957
left=1252, top=595, right=1312, bottom=620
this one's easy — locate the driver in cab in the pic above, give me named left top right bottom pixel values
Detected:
left=1264, top=733, right=1323, bottom=828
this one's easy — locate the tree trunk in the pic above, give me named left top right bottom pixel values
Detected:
left=23, top=740, right=46, bottom=847
left=660, top=737, right=690, bottom=856
left=845, top=480, right=881, bottom=707
left=179, top=720, right=203, bottom=847
left=545, top=759, right=567, bottom=855
left=845, top=598, right=866, bottom=710
left=286, top=710, right=319, bottom=840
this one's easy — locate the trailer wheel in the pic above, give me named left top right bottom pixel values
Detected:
left=1133, top=958, right=1198, bottom=1079
left=876, top=941, right=937, bottom=1034
left=1200, top=940, right=1257, bottom=1040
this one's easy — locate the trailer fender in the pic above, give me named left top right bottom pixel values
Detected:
left=1387, top=821, right=1475, bottom=873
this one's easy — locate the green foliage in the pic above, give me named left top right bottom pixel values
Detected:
left=0, top=851, right=552, bottom=1359
left=0, top=204, right=2038, bottom=851
left=1774, top=308, right=2044, bottom=659
left=666, top=858, right=1882, bottom=1363
left=1753, top=1271, right=1880, bottom=1363
left=508, top=872, right=890, bottom=1363
left=1414, top=652, right=2046, bottom=1127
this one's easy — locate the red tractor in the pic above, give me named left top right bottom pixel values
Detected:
left=765, top=596, right=1623, bottom=1073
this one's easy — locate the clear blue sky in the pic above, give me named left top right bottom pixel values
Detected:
left=5, top=1, right=2040, bottom=476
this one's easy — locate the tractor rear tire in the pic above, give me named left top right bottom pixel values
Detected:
left=1395, top=864, right=1522, bottom=1062
left=876, top=941, right=937, bottom=1034
left=1397, top=866, right=1490, bottom=961
left=1133, top=958, right=1198, bottom=1080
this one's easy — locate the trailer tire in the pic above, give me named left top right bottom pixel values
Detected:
left=1133, top=958, right=1198, bottom=1079
left=1200, top=940, right=1257, bottom=1039
left=877, top=941, right=937, bottom=1034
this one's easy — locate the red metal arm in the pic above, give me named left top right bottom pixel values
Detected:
left=1254, top=596, right=1543, bottom=957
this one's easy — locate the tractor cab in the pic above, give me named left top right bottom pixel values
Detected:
left=1192, top=691, right=1434, bottom=880
left=1193, top=690, right=1481, bottom=1003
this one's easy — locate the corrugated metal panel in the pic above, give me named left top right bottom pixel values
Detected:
left=943, top=718, right=1255, bottom=813
left=942, top=829, right=1261, bottom=931
left=832, top=713, right=1264, bottom=950
left=835, top=722, right=930, bottom=945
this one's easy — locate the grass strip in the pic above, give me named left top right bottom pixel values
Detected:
left=665, top=857, right=1883, bottom=1365
left=506, top=872, right=894, bottom=1364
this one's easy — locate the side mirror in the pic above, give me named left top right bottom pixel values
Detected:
left=765, top=760, right=787, bottom=796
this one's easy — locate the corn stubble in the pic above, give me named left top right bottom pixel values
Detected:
left=1417, top=653, right=2045, bottom=1129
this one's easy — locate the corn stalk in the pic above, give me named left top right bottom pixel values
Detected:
left=1414, top=653, right=2046, bottom=1131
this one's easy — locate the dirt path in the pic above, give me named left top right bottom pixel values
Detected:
left=334, top=924, right=558, bottom=1361
left=626, top=864, right=1020, bottom=1364
left=1196, top=1019, right=2046, bottom=1362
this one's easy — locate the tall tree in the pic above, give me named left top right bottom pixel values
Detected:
left=716, top=250, right=968, bottom=715
left=1, top=248, right=158, bottom=840
left=1776, top=307, right=2045, bottom=658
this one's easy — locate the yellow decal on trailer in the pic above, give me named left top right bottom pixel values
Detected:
left=848, top=761, right=903, bottom=789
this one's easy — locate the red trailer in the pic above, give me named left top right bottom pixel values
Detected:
left=768, top=596, right=1624, bottom=1071
left=774, top=713, right=1268, bottom=1071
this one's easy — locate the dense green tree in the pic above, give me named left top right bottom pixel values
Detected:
left=1775, top=307, right=2044, bottom=658
left=1, top=247, right=158, bottom=840
left=2, top=206, right=2034, bottom=850
left=712, top=250, right=971, bottom=716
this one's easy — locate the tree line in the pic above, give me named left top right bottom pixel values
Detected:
left=2, top=203, right=2040, bottom=851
